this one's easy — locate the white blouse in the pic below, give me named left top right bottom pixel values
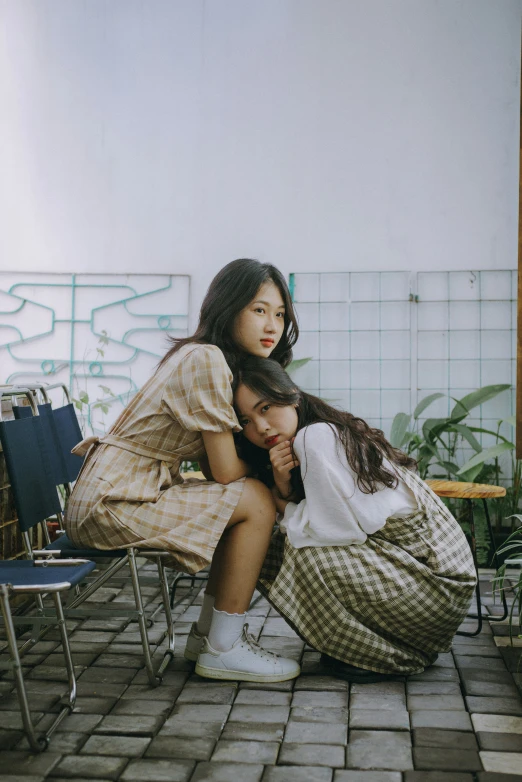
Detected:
left=280, top=422, right=417, bottom=549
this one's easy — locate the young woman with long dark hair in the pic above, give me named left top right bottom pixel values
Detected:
left=66, top=259, right=301, bottom=683
left=233, top=357, right=477, bottom=682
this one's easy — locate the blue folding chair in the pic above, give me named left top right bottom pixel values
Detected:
left=0, top=387, right=175, bottom=686
left=0, top=558, right=96, bottom=752
left=12, top=405, right=34, bottom=419
left=34, top=383, right=84, bottom=490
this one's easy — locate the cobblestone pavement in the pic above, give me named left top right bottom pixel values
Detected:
left=0, top=565, right=521, bottom=781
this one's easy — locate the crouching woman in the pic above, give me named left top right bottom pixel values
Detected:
left=234, top=357, right=477, bottom=682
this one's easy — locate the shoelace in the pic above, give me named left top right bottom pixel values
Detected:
left=242, top=623, right=280, bottom=661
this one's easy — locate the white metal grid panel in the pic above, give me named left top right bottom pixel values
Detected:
left=290, top=270, right=516, bottom=456
left=291, top=271, right=413, bottom=436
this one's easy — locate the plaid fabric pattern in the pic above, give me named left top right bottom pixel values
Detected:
left=65, top=344, right=244, bottom=573
left=258, top=466, right=477, bottom=674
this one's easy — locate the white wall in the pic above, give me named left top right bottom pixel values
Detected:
left=0, top=0, right=520, bottom=328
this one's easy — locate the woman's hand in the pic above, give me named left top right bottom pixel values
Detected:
left=270, top=439, right=299, bottom=500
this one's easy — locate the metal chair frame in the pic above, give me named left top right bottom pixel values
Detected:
left=169, top=572, right=209, bottom=609
left=0, top=385, right=175, bottom=686
left=460, top=497, right=509, bottom=637
left=427, top=479, right=509, bottom=638
left=0, top=557, right=96, bottom=752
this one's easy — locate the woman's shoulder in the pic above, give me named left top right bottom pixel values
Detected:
left=157, top=344, right=232, bottom=395
left=163, top=342, right=228, bottom=370
left=295, top=422, right=338, bottom=450
left=179, top=342, right=225, bottom=360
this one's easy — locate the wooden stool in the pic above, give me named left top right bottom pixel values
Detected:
left=426, top=479, right=508, bottom=637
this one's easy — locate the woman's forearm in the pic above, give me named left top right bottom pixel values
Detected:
left=209, top=457, right=250, bottom=485
left=271, top=484, right=299, bottom=514
left=218, top=457, right=250, bottom=484
left=202, top=430, right=251, bottom=484
left=274, top=478, right=292, bottom=501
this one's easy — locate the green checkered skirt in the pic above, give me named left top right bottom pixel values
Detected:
left=258, top=468, right=477, bottom=675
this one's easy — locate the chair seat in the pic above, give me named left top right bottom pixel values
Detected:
left=45, top=534, right=127, bottom=559
left=426, top=479, right=506, bottom=500
left=0, top=560, right=96, bottom=591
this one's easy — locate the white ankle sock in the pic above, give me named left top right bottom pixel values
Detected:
left=208, top=608, right=246, bottom=652
left=196, top=593, right=215, bottom=636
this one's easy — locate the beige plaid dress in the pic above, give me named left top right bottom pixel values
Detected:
left=65, top=344, right=245, bottom=573
left=258, top=466, right=477, bottom=675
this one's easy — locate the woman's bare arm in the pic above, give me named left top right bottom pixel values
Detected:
left=202, top=430, right=250, bottom=485
left=198, top=454, right=214, bottom=481
left=271, top=484, right=301, bottom=515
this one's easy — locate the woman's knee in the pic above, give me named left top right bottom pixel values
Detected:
left=244, top=477, right=275, bottom=507
left=230, top=478, right=276, bottom=526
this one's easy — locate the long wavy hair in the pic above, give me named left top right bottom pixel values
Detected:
left=158, top=259, right=298, bottom=374
left=234, top=357, right=417, bottom=495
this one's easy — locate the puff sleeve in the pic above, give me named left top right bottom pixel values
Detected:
left=163, top=345, right=242, bottom=433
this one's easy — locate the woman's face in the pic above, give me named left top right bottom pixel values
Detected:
left=232, top=281, right=286, bottom=357
left=235, top=383, right=298, bottom=450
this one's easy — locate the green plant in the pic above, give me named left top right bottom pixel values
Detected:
left=287, top=357, right=313, bottom=375
left=390, top=384, right=513, bottom=482
left=390, top=384, right=519, bottom=564
left=181, top=461, right=200, bottom=473
left=71, top=331, right=118, bottom=434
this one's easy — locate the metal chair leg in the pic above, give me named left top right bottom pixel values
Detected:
left=65, top=555, right=129, bottom=608
left=169, top=572, right=185, bottom=608
left=48, top=592, right=77, bottom=736
left=482, top=498, right=509, bottom=622
left=127, top=548, right=161, bottom=687
left=0, top=585, right=48, bottom=753
left=457, top=499, right=483, bottom=637
left=169, top=571, right=209, bottom=608
left=155, top=557, right=175, bottom=679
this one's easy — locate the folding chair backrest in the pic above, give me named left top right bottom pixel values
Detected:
left=49, top=403, right=84, bottom=483
left=36, top=403, right=70, bottom=488
left=12, top=400, right=84, bottom=487
left=0, top=416, right=62, bottom=532
left=12, top=405, right=34, bottom=419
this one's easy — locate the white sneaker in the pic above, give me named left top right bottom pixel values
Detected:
left=195, top=624, right=301, bottom=683
left=184, top=622, right=204, bottom=662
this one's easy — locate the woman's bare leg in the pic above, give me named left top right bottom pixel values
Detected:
left=190, top=478, right=300, bottom=681
left=205, top=478, right=275, bottom=614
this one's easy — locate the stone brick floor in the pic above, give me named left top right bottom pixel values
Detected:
left=0, top=566, right=521, bottom=781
